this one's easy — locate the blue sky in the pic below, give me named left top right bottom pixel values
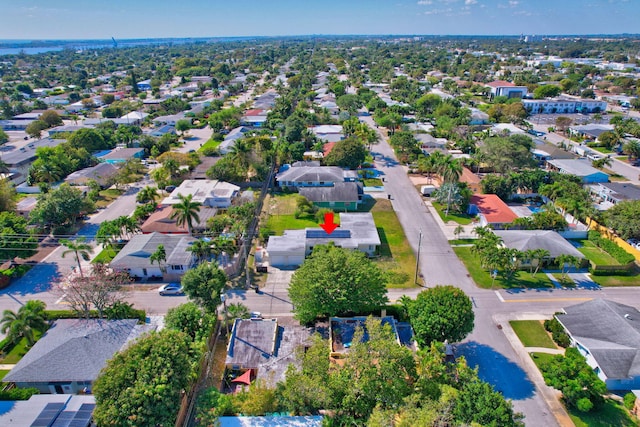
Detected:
left=0, top=0, right=637, bottom=39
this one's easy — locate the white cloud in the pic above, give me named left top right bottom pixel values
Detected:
left=465, top=0, right=478, bottom=4
left=417, top=0, right=433, bottom=4
left=424, top=7, right=454, bottom=15
left=509, top=0, right=519, bottom=5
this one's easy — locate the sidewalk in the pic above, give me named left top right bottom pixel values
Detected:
left=495, top=313, right=574, bottom=427
left=424, top=200, right=477, bottom=240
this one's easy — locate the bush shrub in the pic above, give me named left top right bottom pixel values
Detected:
left=624, top=392, right=637, bottom=410
left=0, top=388, right=39, bottom=400
left=45, top=308, right=146, bottom=323
left=544, top=317, right=571, bottom=348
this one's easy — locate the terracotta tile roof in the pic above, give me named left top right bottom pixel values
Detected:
left=140, top=205, right=188, bottom=234
left=471, top=194, right=518, bottom=224
left=244, top=109, right=266, bottom=116
left=485, top=80, right=515, bottom=88
left=323, top=141, right=337, bottom=156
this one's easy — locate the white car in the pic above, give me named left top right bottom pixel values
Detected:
left=158, top=283, right=184, bottom=296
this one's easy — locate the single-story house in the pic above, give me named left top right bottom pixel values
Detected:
left=491, top=123, right=525, bottom=135
left=162, top=179, right=240, bottom=208
left=590, top=182, right=640, bottom=205
left=546, top=159, right=609, bottom=183
left=96, top=147, right=145, bottom=164
left=469, top=108, right=490, bottom=125
left=48, top=124, right=91, bottom=135
left=468, top=194, right=518, bottom=229
left=1, top=137, right=61, bottom=185
left=64, top=162, right=119, bottom=187
left=119, top=111, right=149, bottom=126
left=0, top=394, right=96, bottom=426
left=555, top=299, right=640, bottom=390
left=276, top=163, right=358, bottom=188
left=3, top=319, right=154, bottom=394
left=298, top=181, right=362, bottom=211
left=266, top=212, right=380, bottom=267
left=137, top=80, right=152, bottom=91
left=311, top=125, right=344, bottom=143
left=148, top=124, right=176, bottom=138
left=110, top=232, right=196, bottom=280
left=16, top=196, right=38, bottom=218
left=140, top=205, right=218, bottom=234
left=218, top=126, right=251, bottom=155
left=0, top=119, right=34, bottom=131
left=152, top=113, right=187, bottom=127
left=569, top=124, right=614, bottom=141
left=241, top=109, right=268, bottom=128
left=417, top=134, right=448, bottom=154
left=492, top=230, right=585, bottom=261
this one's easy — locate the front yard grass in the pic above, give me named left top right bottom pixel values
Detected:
left=576, top=240, right=620, bottom=265
left=568, top=398, right=638, bottom=427
left=510, top=320, right=556, bottom=348
left=0, top=369, right=9, bottom=381
left=96, top=188, right=125, bottom=209
left=199, top=138, right=222, bottom=152
left=590, top=273, right=640, bottom=287
left=530, top=352, right=557, bottom=369
left=432, top=202, right=475, bottom=225
left=363, top=178, right=383, bottom=186
left=453, top=246, right=555, bottom=289
left=0, top=330, right=45, bottom=364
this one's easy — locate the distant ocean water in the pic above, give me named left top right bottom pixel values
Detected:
left=0, top=47, right=63, bottom=56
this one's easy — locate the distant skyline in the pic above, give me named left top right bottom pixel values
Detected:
left=0, top=0, right=638, bottom=40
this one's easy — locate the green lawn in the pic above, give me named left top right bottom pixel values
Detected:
left=96, top=189, right=125, bottom=209
left=363, top=178, right=384, bottom=186
left=199, top=138, right=222, bottom=152
left=453, top=246, right=555, bottom=289
left=449, top=239, right=477, bottom=245
left=432, top=202, right=475, bottom=225
left=509, top=320, right=557, bottom=348
left=372, top=207, right=418, bottom=288
left=591, top=273, right=640, bottom=287
left=0, top=369, right=9, bottom=381
left=0, top=330, right=45, bottom=364
left=591, top=147, right=614, bottom=154
left=569, top=399, right=638, bottom=427
left=574, top=240, right=620, bottom=265
left=265, top=214, right=319, bottom=235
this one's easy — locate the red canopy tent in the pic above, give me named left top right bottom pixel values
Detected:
left=231, top=370, right=252, bottom=386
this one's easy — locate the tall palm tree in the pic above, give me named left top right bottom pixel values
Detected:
left=170, top=194, right=202, bottom=235
left=150, top=244, right=167, bottom=273
left=136, top=186, right=160, bottom=204
left=0, top=300, right=47, bottom=346
left=60, top=237, right=93, bottom=277
left=188, top=239, right=213, bottom=263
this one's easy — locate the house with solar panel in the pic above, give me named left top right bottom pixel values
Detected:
left=3, top=319, right=155, bottom=395
left=265, top=212, right=380, bottom=267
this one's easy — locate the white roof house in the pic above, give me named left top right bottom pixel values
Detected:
left=162, top=179, right=240, bottom=208
left=266, top=213, right=380, bottom=267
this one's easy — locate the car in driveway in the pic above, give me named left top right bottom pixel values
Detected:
left=158, top=283, right=184, bottom=296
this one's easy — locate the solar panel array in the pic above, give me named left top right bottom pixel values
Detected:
left=306, top=229, right=351, bottom=239
left=31, top=402, right=95, bottom=427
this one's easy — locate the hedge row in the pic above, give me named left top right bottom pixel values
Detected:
left=588, top=231, right=636, bottom=265
left=45, top=308, right=146, bottom=323
left=0, top=387, right=39, bottom=400
left=544, top=317, right=570, bottom=348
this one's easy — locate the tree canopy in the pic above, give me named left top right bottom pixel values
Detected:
left=0, top=211, right=38, bottom=261
left=288, top=244, right=388, bottom=324
left=323, top=137, right=367, bottom=169
left=180, top=261, right=227, bottom=312
left=406, top=285, right=474, bottom=346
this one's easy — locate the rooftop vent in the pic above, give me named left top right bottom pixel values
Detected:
left=625, top=314, right=632, bottom=320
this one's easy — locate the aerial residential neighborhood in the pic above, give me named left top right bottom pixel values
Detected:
left=1, top=3, right=640, bottom=426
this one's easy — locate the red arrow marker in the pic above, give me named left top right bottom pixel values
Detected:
left=320, top=212, right=338, bottom=234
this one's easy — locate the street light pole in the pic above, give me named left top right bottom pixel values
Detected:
left=415, top=229, right=422, bottom=285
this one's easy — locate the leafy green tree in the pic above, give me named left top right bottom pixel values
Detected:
left=288, top=244, right=388, bottom=324
left=67, top=128, right=110, bottom=151
left=604, top=200, right=640, bottom=240
left=180, top=261, right=227, bottom=312
left=93, top=329, right=194, bottom=426
left=0, top=178, right=17, bottom=212
left=539, top=347, right=607, bottom=411
left=454, top=378, right=523, bottom=426
left=25, top=120, right=48, bottom=139
left=407, top=286, right=474, bottom=346
left=175, top=119, right=191, bottom=136
left=0, top=128, right=8, bottom=144
left=226, top=302, right=250, bottom=321
left=136, top=186, right=160, bottom=204
left=533, top=85, right=562, bottom=99
left=324, top=137, right=367, bottom=169
left=40, top=110, right=63, bottom=127
left=30, top=184, right=91, bottom=230
left=0, top=300, right=47, bottom=346
left=60, top=237, right=93, bottom=277
left=170, top=193, right=201, bottom=234
left=478, top=135, right=536, bottom=174
left=0, top=212, right=38, bottom=260
left=187, top=239, right=213, bottom=263
left=165, top=302, right=214, bottom=341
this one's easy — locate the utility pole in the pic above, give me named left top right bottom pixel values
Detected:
left=415, top=229, right=422, bottom=285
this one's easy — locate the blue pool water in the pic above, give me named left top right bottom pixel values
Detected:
left=528, top=206, right=543, bottom=214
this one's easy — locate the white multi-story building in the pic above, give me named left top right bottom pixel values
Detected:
left=523, top=97, right=607, bottom=114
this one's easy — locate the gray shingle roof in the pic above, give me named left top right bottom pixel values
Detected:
left=110, top=232, right=196, bottom=269
left=493, top=230, right=585, bottom=259
left=557, top=299, right=640, bottom=380
left=547, top=159, right=609, bottom=178
left=4, top=319, right=150, bottom=383
left=276, top=165, right=357, bottom=184
left=298, top=182, right=360, bottom=203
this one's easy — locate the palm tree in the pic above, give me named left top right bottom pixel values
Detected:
left=623, top=139, right=640, bottom=160
left=114, top=215, right=139, bottom=240
left=0, top=300, right=47, bottom=346
left=453, top=225, right=465, bottom=240
left=440, top=158, right=464, bottom=183
left=188, top=239, right=213, bottom=263
left=149, top=244, right=167, bottom=273
left=226, top=302, right=250, bottom=321
left=61, top=237, right=93, bottom=277
left=136, top=186, right=160, bottom=204
left=170, top=194, right=202, bottom=235
left=531, top=249, right=551, bottom=276
left=591, top=157, right=612, bottom=170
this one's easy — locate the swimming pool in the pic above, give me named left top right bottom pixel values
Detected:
left=528, top=206, right=543, bottom=214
